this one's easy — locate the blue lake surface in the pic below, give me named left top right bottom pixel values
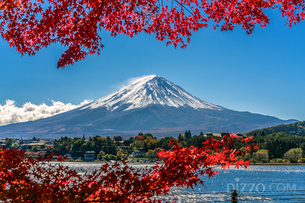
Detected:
left=62, top=163, right=305, bottom=202
left=165, top=165, right=305, bottom=202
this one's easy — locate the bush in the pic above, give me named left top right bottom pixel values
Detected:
left=31, top=146, right=41, bottom=152
left=261, top=159, right=269, bottom=163
left=243, top=153, right=251, bottom=161
left=97, top=151, right=105, bottom=160
left=298, top=158, right=305, bottom=163
left=270, top=158, right=290, bottom=163
left=11, top=143, right=19, bottom=148
left=283, top=148, right=303, bottom=163
left=105, top=154, right=117, bottom=161
left=253, top=149, right=269, bottom=163
left=270, top=159, right=276, bottom=163
left=277, top=158, right=285, bottom=163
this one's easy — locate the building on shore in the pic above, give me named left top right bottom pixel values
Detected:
left=84, top=151, right=96, bottom=161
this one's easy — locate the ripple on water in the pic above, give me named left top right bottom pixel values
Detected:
left=52, top=163, right=305, bottom=202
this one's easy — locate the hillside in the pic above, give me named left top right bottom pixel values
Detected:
left=245, top=121, right=305, bottom=136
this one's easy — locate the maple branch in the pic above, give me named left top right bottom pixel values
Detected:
left=9, top=168, right=38, bottom=202
left=174, top=0, right=193, bottom=15
left=82, top=166, right=185, bottom=202
left=96, top=0, right=105, bottom=18
left=0, top=0, right=9, bottom=10
left=82, top=181, right=174, bottom=202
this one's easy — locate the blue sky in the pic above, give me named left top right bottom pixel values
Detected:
left=1, top=9, right=305, bottom=123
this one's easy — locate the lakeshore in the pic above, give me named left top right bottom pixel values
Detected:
left=251, top=162, right=305, bottom=165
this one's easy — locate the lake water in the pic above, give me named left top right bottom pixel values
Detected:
left=60, top=162, right=305, bottom=202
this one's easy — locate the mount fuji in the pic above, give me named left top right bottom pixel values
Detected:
left=0, top=75, right=297, bottom=138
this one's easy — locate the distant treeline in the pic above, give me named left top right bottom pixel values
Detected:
left=48, top=131, right=212, bottom=159
left=47, top=128, right=305, bottom=162
left=242, top=121, right=305, bottom=163
left=16, top=120, right=305, bottom=163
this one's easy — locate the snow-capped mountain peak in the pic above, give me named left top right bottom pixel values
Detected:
left=0, top=75, right=297, bottom=138
left=83, top=75, right=223, bottom=111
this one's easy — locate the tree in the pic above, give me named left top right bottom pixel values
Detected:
left=256, top=132, right=299, bottom=158
left=144, top=136, right=159, bottom=152
left=187, top=130, right=192, bottom=139
left=146, top=149, right=155, bottom=158
left=123, top=137, right=134, bottom=146
left=45, top=146, right=55, bottom=155
left=114, top=136, right=123, bottom=142
left=97, top=151, right=104, bottom=160
left=283, top=148, right=303, bottom=163
left=184, top=130, right=192, bottom=140
left=80, top=141, right=95, bottom=153
left=1, top=0, right=304, bottom=68
left=4, top=138, right=13, bottom=148
left=0, top=134, right=256, bottom=202
left=253, top=149, right=269, bottom=163
left=116, top=150, right=126, bottom=160
left=153, top=147, right=162, bottom=159
left=69, top=138, right=85, bottom=156
left=53, top=136, right=74, bottom=155
left=159, top=136, right=176, bottom=150
left=178, top=133, right=185, bottom=142
left=104, top=153, right=117, bottom=161
left=31, top=146, right=41, bottom=152
left=11, top=143, right=19, bottom=149
left=104, top=136, right=118, bottom=155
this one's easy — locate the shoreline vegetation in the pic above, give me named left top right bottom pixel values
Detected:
left=52, top=159, right=305, bottom=166
left=251, top=163, right=305, bottom=165
left=2, top=127, right=305, bottom=164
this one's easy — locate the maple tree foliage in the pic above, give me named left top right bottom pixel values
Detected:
left=0, top=0, right=305, bottom=68
left=0, top=134, right=257, bottom=202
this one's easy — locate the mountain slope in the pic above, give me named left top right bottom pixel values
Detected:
left=0, top=75, right=297, bottom=138
left=245, top=121, right=305, bottom=136
left=84, top=75, right=222, bottom=111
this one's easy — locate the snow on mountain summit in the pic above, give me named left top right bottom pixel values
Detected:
left=0, top=75, right=297, bottom=138
left=83, top=75, right=223, bottom=111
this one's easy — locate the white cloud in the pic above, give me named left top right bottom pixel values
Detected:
left=0, top=99, right=92, bottom=126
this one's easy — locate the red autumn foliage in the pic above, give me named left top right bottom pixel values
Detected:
left=0, top=134, right=256, bottom=202
left=1, top=0, right=304, bottom=67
